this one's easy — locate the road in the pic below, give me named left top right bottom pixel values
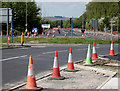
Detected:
left=2, top=44, right=118, bottom=89
left=2, top=29, right=119, bottom=40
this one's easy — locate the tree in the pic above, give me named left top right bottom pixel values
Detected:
left=2, top=1, right=42, bottom=34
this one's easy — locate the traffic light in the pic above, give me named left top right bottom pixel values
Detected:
left=12, top=11, right=16, bottom=21
left=70, top=18, right=72, bottom=24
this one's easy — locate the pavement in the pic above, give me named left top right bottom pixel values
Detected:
left=1, top=43, right=119, bottom=90
left=101, top=78, right=119, bottom=89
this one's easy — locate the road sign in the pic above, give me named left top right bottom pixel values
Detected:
left=0, top=8, right=12, bottom=23
left=32, top=28, right=38, bottom=33
left=42, top=24, right=50, bottom=28
left=104, top=26, right=107, bottom=31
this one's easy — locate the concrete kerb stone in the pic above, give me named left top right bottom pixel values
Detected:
left=98, top=53, right=119, bottom=61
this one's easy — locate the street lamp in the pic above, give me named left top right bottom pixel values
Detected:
left=25, top=0, right=28, bottom=35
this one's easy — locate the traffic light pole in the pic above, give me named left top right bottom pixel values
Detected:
left=11, top=20, right=13, bottom=43
left=71, top=23, right=73, bottom=38
left=7, top=8, right=9, bottom=46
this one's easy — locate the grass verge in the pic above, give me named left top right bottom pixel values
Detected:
left=2, top=37, right=119, bottom=44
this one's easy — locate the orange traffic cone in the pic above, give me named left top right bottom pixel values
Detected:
left=65, top=48, right=77, bottom=72
left=27, top=32, right=29, bottom=37
left=1, top=31, right=2, bottom=37
left=64, top=34, right=66, bottom=37
left=47, top=33, right=49, bottom=37
left=26, top=56, right=37, bottom=89
left=92, top=42, right=98, bottom=59
left=42, top=32, right=44, bottom=36
left=109, top=41, right=115, bottom=55
left=26, top=56, right=42, bottom=90
left=49, top=50, right=65, bottom=80
left=8, top=35, right=10, bottom=43
left=34, top=33, right=36, bottom=37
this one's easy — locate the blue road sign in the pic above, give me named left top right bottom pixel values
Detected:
left=32, top=28, right=38, bottom=33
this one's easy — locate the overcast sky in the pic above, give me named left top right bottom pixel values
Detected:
left=36, top=2, right=87, bottom=18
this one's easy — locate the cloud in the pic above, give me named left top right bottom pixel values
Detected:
left=37, top=2, right=86, bottom=18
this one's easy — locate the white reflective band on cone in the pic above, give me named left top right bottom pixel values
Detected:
left=53, top=57, right=59, bottom=68
left=87, top=49, right=91, bottom=58
left=68, top=53, right=73, bottom=63
left=110, top=44, right=114, bottom=50
left=93, top=47, right=96, bottom=53
left=28, top=64, right=35, bottom=78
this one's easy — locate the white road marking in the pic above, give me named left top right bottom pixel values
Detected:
left=42, top=50, right=67, bottom=54
left=77, top=48, right=88, bottom=50
left=0, top=55, right=27, bottom=62
left=31, top=46, right=46, bottom=48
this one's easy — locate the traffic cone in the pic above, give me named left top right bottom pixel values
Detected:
left=92, top=42, right=98, bottom=59
left=42, top=32, right=44, bottom=36
left=48, top=50, right=65, bottom=80
left=34, top=33, right=36, bottom=37
left=47, top=33, right=49, bottom=37
left=27, top=32, right=29, bottom=37
left=65, top=48, right=77, bottom=72
left=103, top=35, right=105, bottom=37
left=26, top=56, right=42, bottom=90
left=109, top=41, right=115, bottom=55
left=8, top=35, right=10, bottom=43
left=1, top=31, right=2, bottom=37
left=26, top=56, right=37, bottom=89
left=84, top=44, right=94, bottom=66
left=64, top=34, right=66, bottom=37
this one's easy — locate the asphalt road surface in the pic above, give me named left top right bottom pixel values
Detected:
left=2, top=29, right=119, bottom=40
left=2, top=44, right=118, bottom=89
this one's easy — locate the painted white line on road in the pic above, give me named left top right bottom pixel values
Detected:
left=77, top=48, right=88, bottom=50
left=77, top=47, right=100, bottom=51
left=31, top=46, right=46, bottom=48
left=42, top=50, right=67, bottom=54
left=0, top=55, right=27, bottom=62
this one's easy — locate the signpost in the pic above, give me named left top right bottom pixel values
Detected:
left=32, top=28, right=38, bottom=33
left=41, top=24, right=50, bottom=33
left=0, top=8, right=12, bottom=46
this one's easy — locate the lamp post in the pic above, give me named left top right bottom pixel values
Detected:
left=25, top=0, right=28, bottom=35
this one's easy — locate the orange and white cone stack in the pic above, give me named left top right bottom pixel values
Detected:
left=47, top=33, right=49, bottom=37
left=26, top=56, right=42, bottom=90
left=109, top=41, right=115, bottom=55
left=92, top=42, right=98, bottom=60
left=65, top=48, right=77, bottom=72
left=49, top=50, right=65, bottom=80
left=8, top=35, right=10, bottom=43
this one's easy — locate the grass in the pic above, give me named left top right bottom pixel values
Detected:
left=2, top=37, right=119, bottom=44
left=78, top=59, right=120, bottom=71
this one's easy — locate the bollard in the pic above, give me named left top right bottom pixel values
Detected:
left=21, top=35, right=24, bottom=46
